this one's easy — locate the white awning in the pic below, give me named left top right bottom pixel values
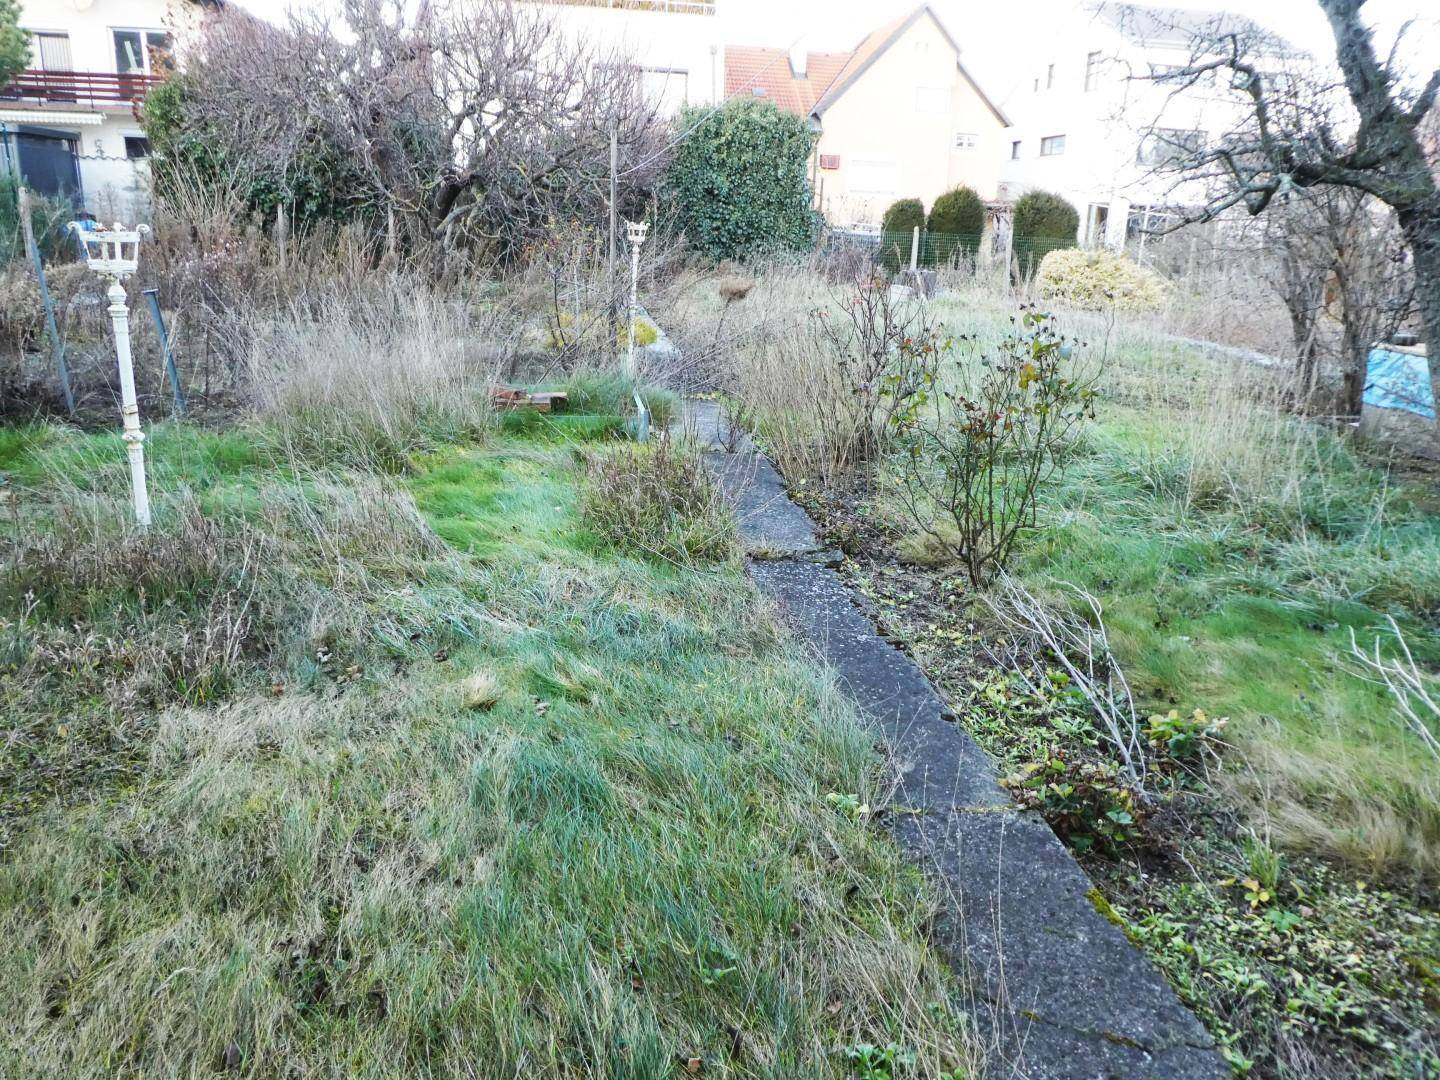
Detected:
left=0, top=109, right=104, bottom=127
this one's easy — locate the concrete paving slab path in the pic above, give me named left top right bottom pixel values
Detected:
left=681, top=403, right=1226, bottom=1079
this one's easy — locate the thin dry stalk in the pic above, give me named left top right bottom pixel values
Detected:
left=1348, top=616, right=1440, bottom=763
left=987, top=575, right=1148, bottom=789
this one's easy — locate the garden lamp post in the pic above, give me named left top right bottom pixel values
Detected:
left=70, top=221, right=153, bottom=527
left=623, top=218, right=649, bottom=379
left=624, top=219, right=651, bottom=441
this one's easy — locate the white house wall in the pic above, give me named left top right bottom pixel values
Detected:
left=997, top=12, right=1283, bottom=248
left=533, top=3, right=725, bottom=111
left=816, top=14, right=1006, bottom=227
left=11, top=0, right=201, bottom=220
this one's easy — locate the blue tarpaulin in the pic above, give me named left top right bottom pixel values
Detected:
left=1364, top=347, right=1433, bottom=419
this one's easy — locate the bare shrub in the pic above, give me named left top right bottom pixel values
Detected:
left=1349, top=616, right=1440, bottom=763
left=888, top=311, right=1099, bottom=585
left=725, top=273, right=924, bottom=491
left=987, top=576, right=1147, bottom=787
left=170, top=0, right=666, bottom=260
left=581, top=438, right=737, bottom=566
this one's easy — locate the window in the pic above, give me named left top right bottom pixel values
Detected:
left=954, top=132, right=978, bottom=150
left=1046, top=63, right=1055, bottom=89
left=1137, top=127, right=1205, bottom=165
left=1033, top=78, right=1039, bottom=93
left=641, top=67, right=688, bottom=114
left=34, top=32, right=73, bottom=71
left=915, top=85, right=948, bottom=115
left=113, top=29, right=173, bottom=75
left=1040, top=134, right=1066, bottom=156
left=1126, top=205, right=1179, bottom=240
left=849, top=158, right=900, bottom=196
left=124, top=135, right=151, bottom=159
left=28, top=33, right=76, bottom=102
left=1085, top=204, right=1109, bottom=246
left=1261, top=71, right=1295, bottom=96
left=1084, top=51, right=1101, bottom=91
left=1011, top=140, right=1022, bottom=160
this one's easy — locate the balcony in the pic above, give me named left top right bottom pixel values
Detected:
left=0, top=69, right=164, bottom=110
left=541, top=0, right=716, bottom=13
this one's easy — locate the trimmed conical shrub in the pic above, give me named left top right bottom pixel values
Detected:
left=1012, top=190, right=1079, bottom=276
left=927, top=186, right=986, bottom=266
left=880, top=198, right=925, bottom=270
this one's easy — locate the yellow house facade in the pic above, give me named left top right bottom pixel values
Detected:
left=726, top=5, right=1009, bottom=227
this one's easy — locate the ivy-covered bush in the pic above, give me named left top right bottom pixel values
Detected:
left=880, top=198, right=925, bottom=270
left=927, top=186, right=986, bottom=265
left=664, top=99, right=819, bottom=262
left=1037, top=248, right=1170, bottom=312
left=1012, top=189, right=1079, bottom=274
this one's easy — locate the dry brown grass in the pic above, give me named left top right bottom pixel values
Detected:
left=245, top=279, right=510, bottom=468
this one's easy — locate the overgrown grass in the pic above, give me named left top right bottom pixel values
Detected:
left=1008, top=394, right=1440, bottom=879
left=846, top=289, right=1440, bottom=882
left=581, top=438, right=738, bottom=566
left=0, top=422, right=979, bottom=1077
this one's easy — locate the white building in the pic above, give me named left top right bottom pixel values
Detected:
left=1, top=0, right=212, bottom=219
left=533, top=0, right=726, bottom=113
left=997, top=3, right=1300, bottom=249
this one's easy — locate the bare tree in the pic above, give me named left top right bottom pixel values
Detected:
left=173, top=0, right=666, bottom=258
left=1141, top=1, right=1439, bottom=413
left=1239, top=187, right=1413, bottom=412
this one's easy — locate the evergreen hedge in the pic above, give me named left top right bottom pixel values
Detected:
left=880, top=198, right=925, bottom=270
left=664, top=99, right=820, bottom=262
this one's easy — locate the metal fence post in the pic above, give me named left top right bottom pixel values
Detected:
left=19, top=187, right=75, bottom=417
left=143, top=287, right=186, bottom=417
left=909, top=226, right=920, bottom=272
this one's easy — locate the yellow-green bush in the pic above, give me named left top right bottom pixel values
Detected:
left=621, top=317, right=659, bottom=349
left=1037, top=249, right=1169, bottom=312
left=544, top=311, right=659, bottom=351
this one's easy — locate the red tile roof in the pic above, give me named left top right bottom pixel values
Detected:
left=723, top=46, right=850, bottom=116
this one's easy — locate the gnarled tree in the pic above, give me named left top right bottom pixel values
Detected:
left=154, top=0, right=666, bottom=259
left=1142, top=0, right=1439, bottom=414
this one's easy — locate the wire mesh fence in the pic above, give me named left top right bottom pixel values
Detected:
left=822, top=225, right=1080, bottom=284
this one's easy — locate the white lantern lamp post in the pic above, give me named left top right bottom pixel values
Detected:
left=624, top=219, right=651, bottom=441
left=71, top=221, right=153, bottom=527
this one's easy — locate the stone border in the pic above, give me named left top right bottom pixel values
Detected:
left=683, top=402, right=1225, bottom=1079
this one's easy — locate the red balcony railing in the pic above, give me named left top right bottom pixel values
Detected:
left=0, top=69, right=164, bottom=108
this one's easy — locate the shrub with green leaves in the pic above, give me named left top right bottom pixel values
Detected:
left=0, top=0, right=27, bottom=90
left=1012, top=189, right=1079, bottom=274
left=1004, top=752, right=1144, bottom=857
left=927, top=186, right=986, bottom=265
left=880, top=198, right=925, bottom=270
left=1037, top=248, right=1170, bottom=312
left=663, top=99, right=819, bottom=262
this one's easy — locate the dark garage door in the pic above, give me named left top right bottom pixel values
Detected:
left=15, top=129, right=81, bottom=200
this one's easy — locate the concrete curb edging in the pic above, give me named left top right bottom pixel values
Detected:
left=683, top=402, right=1226, bottom=1080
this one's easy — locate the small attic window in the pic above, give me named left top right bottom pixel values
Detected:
left=752, top=86, right=767, bottom=96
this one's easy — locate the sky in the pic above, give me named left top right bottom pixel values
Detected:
left=228, top=0, right=1439, bottom=107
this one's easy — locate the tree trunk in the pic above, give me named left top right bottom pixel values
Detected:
left=1398, top=198, right=1440, bottom=420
